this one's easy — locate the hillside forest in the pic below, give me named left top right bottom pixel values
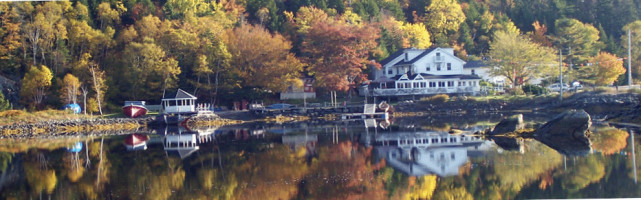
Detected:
left=0, top=0, right=640, bottom=112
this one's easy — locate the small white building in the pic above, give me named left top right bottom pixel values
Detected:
left=162, top=89, right=197, bottom=114
left=462, top=60, right=507, bottom=86
left=369, top=47, right=482, bottom=96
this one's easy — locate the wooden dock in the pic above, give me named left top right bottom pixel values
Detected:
left=340, top=104, right=389, bottom=120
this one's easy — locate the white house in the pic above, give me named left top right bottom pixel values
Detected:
left=462, top=60, right=508, bottom=86
left=369, top=47, right=482, bottom=96
left=161, top=89, right=197, bottom=114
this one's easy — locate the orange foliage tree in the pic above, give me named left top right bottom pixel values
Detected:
left=302, top=20, right=380, bottom=92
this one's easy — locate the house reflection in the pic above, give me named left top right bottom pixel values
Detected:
left=124, top=126, right=219, bottom=159
left=373, top=132, right=491, bottom=177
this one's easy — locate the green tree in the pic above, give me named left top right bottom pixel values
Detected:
left=0, top=90, right=11, bottom=111
left=123, top=38, right=180, bottom=99
left=20, top=65, right=53, bottom=108
left=553, top=18, right=602, bottom=69
left=488, top=31, right=557, bottom=87
left=622, top=20, right=641, bottom=83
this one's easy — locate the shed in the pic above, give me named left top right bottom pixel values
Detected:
left=162, top=89, right=197, bottom=114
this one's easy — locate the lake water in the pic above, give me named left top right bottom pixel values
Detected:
left=0, top=115, right=639, bottom=199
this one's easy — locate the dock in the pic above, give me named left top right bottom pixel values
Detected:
left=341, top=104, right=389, bottom=120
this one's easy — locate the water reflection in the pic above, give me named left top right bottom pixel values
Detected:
left=0, top=118, right=640, bottom=199
left=372, top=132, right=490, bottom=177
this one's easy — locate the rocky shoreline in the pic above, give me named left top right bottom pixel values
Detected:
left=394, top=92, right=641, bottom=124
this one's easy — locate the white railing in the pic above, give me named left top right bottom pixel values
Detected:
left=372, top=87, right=477, bottom=96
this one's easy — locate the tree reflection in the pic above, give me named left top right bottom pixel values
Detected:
left=592, top=127, right=628, bottom=155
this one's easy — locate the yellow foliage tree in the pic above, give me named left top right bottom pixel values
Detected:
left=60, top=73, right=81, bottom=105
left=577, top=52, right=626, bottom=86
left=20, top=65, right=53, bottom=108
left=400, top=22, right=432, bottom=49
left=424, top=0, right=465, bottom=45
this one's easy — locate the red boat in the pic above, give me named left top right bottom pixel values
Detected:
left=122, top=101, right=147, bottom=118
left=125, top=133, right=149, bottom=150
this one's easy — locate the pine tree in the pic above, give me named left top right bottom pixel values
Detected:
left=0, top=91, right=11, bottom=111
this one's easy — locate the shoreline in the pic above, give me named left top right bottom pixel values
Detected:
left=1, top=92, right=639, bottom=138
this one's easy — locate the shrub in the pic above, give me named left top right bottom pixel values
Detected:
left=627, top=88, right=641, bottom=94
left=595, top=87, right=609, bottom=93
left=421, top=94, right=450, bottom=104
left=506, top=87, right=525, bottom=95
left=522, top=84, right=547, bottom=95
left=0, top=110, right=26, bottom=117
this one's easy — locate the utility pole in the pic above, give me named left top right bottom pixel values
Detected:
left=628, top=29, right=633, bottom=86
left=559, top=49, right=563, bottom=102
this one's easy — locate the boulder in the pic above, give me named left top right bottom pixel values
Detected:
left=534, top=109, right=592, bottom=156
left=491, top=136, right=524, bottom=152
left=489, top=114, right=524, bottom=135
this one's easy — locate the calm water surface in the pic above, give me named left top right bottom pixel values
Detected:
left=0, top=115, right=640, bottom=199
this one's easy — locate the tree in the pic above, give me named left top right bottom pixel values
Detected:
left=0, top=90, right=11, bottom=111
left=423, top=0, right=465, bottom=46
left=400, top=22, right=431, bottom=49
left=96, top=2, right=126, bottom=30
left=553, top=18, right=602, bottom=68
left=123, top=38, right=181, bottom=99
left=0, top=3, right=23, bottom=74
left=488, top=31, right=557, bottom=87
left=20, top=65, right=53, bottom=109
left=224, top=24, right=303, bottom=92
left=302, top=19, right=380, bottom=92
left=622, top=20, right=641, bottom=83
left=60, top=73, right=80, bottom=105
left=575, top=52, right=626, bottom=86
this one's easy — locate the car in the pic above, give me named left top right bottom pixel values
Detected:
left=265, top=103, right=294, bottom=109
left=546, top=83, right=569, bottom=92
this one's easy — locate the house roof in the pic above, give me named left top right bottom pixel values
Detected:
left=379, top=49, right=407, bottom=66
left=393, top=73, right=482, bottom=81
left=164, top=89, right=197, bottom=100
left=463, top=60, right=486, bottom=69
left=396, top=48, right=437, bottom=65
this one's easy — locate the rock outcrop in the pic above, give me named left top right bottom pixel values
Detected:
left=534, top=109, right=592, bottom=156
left=489, top=114, right=525, bottom=135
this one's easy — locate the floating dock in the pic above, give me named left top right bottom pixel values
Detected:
left=341, top=104, right=389, bottom=120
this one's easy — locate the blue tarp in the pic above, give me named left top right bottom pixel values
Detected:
left=67, top=142, right=83, bottom=153
left=63, top=103, right=81, bottom=114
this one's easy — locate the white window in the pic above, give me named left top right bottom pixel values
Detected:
left=405, top=83, right=411, bottom=88
left=437, top=63, right=441, bottom=71
left=447, top=81, right=454, bottom=87
left=388, top=69, right=393, bottom=74
left=413, top=82, right=419, bottom=88
left=420, top=82, right=426, bottom=88
left=447, top=63, right=451, bottom=70
left=429, top=82, right=436, bottom=87
left=438, top=82, right=445, bottom=87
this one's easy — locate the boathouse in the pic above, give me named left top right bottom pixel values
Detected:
left=161, top=89, right=197, bottom=114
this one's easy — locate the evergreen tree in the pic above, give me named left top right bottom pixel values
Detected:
left=0, top=91, right=11, bottom=111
